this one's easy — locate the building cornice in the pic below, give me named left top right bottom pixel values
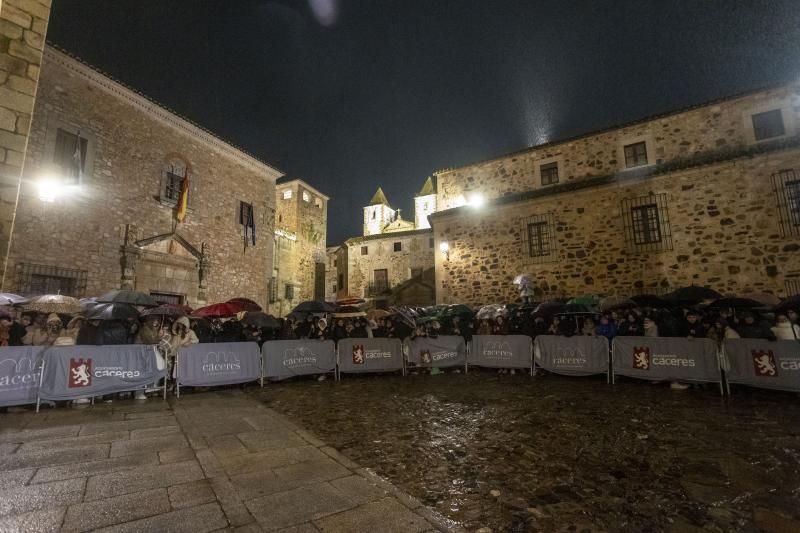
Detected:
left=43, top=44, right=284, bottom=181
left=275, top=178, right=331, bottom=200
left=344, top=228, right=432, bottom=245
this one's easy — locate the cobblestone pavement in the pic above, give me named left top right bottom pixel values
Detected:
left=0, top=391, right=457, bottom=532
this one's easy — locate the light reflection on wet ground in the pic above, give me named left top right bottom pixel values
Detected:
left=255, top=372, right=800, bottom=532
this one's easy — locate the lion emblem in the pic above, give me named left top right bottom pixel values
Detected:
left=68, top=358, right=92, bottom=388
left=420, top=350, right=432, bottom=364
left=352, top=345, right=364, bottom=365
left=752, top=350, right=777, bottom=377
left=633, top=347, right=650, bottom=370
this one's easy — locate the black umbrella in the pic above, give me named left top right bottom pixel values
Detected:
left=775, top=295, right=800, bottom=313
left=84, top=302, right=140, bottom=321
left=706, top=297, right=763, bottom=309
left=97, top=289, right=158, bottom=307
left=631, top=294, right=670, bottom=308
left=599, top=295, right=637, bottom=312
left=666, top=286, right=722, bottom=304
left=291, top=301, right=336, bottom=314
left=532, top=301, right=566, bottom=319
left=241, top=312, right=280, bottom=329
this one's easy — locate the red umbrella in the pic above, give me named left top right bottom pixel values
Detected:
left=192, top=302, right=242, bottom=318
left=226, top=297, right=262, bottom=312
left=336, top=296, right=366, bottom=306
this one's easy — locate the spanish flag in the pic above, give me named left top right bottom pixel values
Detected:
left=175, top=169, right=189, bottom=223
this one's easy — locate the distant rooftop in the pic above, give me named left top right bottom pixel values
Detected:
left=369, top=187, right=390, bottom=206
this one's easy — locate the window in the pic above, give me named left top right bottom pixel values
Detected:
left=269, top=277, right=278, bottom=303
left=429, top=238, right=434, bottom=248
left=621, top=194, right=673, bottom=252
left=624, top=142, right=648, bottom=168
left=338, top=273, right=344, bottom=290
left=160, top=160, right=189, bottom=207
left=361, top=246, right=368, bottom=255
left=520, top=213, right=557, bottom=263
left=371, top=210, right=376, bottom=220
left=15, top=263, right=87, bottom=297
left=772, top=169, right=800, bottom=237
left=285, top=284, right=294, bottom=300
left=752, top=109, right=785, bottom=141
left=334, top=259, right=338, bottom=267
left=53, top=128, right=88, bottom=184
left=393, top=242, right=402, bottom=252
left=631, top=204, right=661, bottom=245
left=787, top=280, right=800, bottom=297
left=238, top=201, right=254, bottom=226
left=540, top=162, right=559, bottom=186
left=150, top=291, right=183, bottom=305
left=283, top=190, right=292, bottom=200
left=373, top=269, right=388, bottom=293
left=314, top=197, right=322, bottom=209
left=302, top=191, right=310, bottom=202
left=527, top=222, right=550, bottom=257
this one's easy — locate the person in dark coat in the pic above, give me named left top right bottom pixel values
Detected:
left=677, top=311, right=706, bottom=338
left=736, top=313, right=776, bottom=340
left=76, top=319, right=101, bottom=345
left=351, top=319, right=368, bottom=338
left=100, top=320, right=130, bottom=345
left=617, top=313, right=644, bottom=336
left=295, top=314, right=314, bottom=339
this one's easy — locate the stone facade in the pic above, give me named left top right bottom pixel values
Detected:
left=272, top=178, right=328, bottom=315
left=6, top=46, right=282, bottom=307
left=337, top=229, right=435, bottom=300
left=325, top=246, right=339, bottom=301
left=431, top=82, right=800, bottom=304
left=0, top=0, right=51, bottom=289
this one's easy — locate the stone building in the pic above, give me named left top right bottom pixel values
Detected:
left=4, top=45, right=283, bottom=307
left=325, top=246, right=339, bottom=302
left=271, top=177, right=329, bottom=315
left=0, top=0, right=52, bottom=290
left=430, top=81, right=800, bottom=305
left=336, top=180, right=437, bottom=304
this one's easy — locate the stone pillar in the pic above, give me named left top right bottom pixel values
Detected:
left=0, top=0, right=52, bottom=289
left=196, top=242, right=210, bottom=306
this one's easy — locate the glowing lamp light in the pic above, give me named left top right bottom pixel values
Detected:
left=37, top=178, right=63, bottom=203
left=467, top=192, right=485, bottom=208
left=439, top=241, right=450, bottom=261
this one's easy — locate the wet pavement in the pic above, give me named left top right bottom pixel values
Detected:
left=257, top=372, right=800, bottom=532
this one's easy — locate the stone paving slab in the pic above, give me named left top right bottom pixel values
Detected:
left=62, top=488, right=171, bottom=531
left=0, top=393, right=443, bottom=532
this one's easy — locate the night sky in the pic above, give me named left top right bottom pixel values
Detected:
left=47, top=0, right=800, bottom=245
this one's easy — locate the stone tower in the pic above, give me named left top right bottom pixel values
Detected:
left=414, top=177, right=437, bottom=230
left=363, top=187, right=396, bottom=236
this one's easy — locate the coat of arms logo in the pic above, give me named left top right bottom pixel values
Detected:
left=69, top=358, right=92, bottom=388
left=752, top=350, right=778, bottom=377
left=420, top=350, right=432, bottom=364
left=632, top=347, right=650, bottom=371
left=352, top=345, right=365, bottom=365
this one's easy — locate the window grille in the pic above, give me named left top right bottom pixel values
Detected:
left=54, top=129, right=88, bottom=184
left=282, top=190, right=292, bottom=200
left=15, top=263, right=87, bottom=297
left=361, top=246, right=368, bottom=255
left=269, top=277, right=278, bottom=303
left=520, top=213, right=557, bottom=264
left=393, top=242, right=402, bottom=252
left=621, top=194, right=672, bottom=253
left=160, top=162, right=190, bottom=207
left=540, top=162, right=559, bottom=185
left=752, top=109, right=785, bottom=141
left=624, top=141, right=648, bottom=168
left=786, top=280, right=800, bottom=297
left=149, top=291, right=183, bottom=305
left=285, top=284, right=294, bottom=300
left=239, top=201, right=254, bottom=225
left=772, top=169, right=800, bottom=237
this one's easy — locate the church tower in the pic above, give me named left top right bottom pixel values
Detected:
left=363, top=187, right=396, bottom=236
left=414, top=176, right=437, bottom=230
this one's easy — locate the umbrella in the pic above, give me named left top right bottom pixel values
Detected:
left=336, top=296, right=366, bottom=306
left=292, top=301, right=336, bottom=314
left=333, top=305, right=367, bottom=318
left=192, top=302, right=241, bottom=318
left=85, top=302, right=140, bottom=321
left=631, top=294, right=670, bottom=308
left=437, top=304, right=475, bottom=318
left=476, top=304, right=508, bottom=320
left=706, top=297, right=763, bottom=309
left=141, top=304, right=192, bottom=317
left=666, top=286, right=722, bottom=304
left=567, top=295, right=600, bottom=307
left=0, top=292, right=28, bottom=306
left=367, top=309, right=391, bottom=320
left=739, top=291, right=781, bottom=307
left=97, top=289, right=158, bottom=307
left=775, top=295, right=800, bottom=313
left=241, top=312, right=280, bottom=329
left=226, top=297, right=262, bottom=312
left=563, top=303, right=592, bottom=314
left=24, top=294, right=83, bottom=314
left=512, top=275, right=530, bottom=285
left=532, top=301, right=565, bottom=319
left=388, top=306, right=417, bottom=329
left=599, top=295, right=637, bottom=312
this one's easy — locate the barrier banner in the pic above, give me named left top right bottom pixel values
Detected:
left=39, top=344, right=164, bottom=400
left=262, top=340, right=336, bottom=380
left=612, top=336, right=720, bottom=383
left=337, top=338, right=404, bottom=374
left=534, top=335, right=609, bottom=376
left=177, top=342, right=261, bottom=386
left=0, top=346, right=44, bottom=407
left=723, top=339, right=800, bottom=393
left=468, top=335, right=532, bottom=369
left=407, top=336, right=466, bottom=368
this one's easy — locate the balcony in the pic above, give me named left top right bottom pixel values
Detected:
left=366, top=282, right=391, bottom=297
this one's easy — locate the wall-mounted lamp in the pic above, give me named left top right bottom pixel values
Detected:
left=439, top=241, right=449, bottom=261
left=467, top=192, right=485, bottom=209
left=37, top=178, right=63, bottom=203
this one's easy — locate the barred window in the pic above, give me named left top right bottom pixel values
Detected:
left=160, top=159, right=191, bottom=207
left=393, top=242, right=402, bottom=252
left=150, top=291, right=183, bottom=305
left=282, top=190, right=292, bottom=200
left=772, top=169, right=800, bottom=237
left=624, top=141, right=648, bottom=168
left=520, top=213, right=556, bottom=264
left=15, top=263, right=87, bottom=297
left=621, top=194, right=672, bottom=252
left=752, top=109, right=785, bottom=141
left=786, top=280, right=800, bottom=297
left=53, top=129, right=88, bottom=184
left=239, top=201, right=254, bottom=226
left=361, top=246, right=368, bottom=255
left=285, top=284, right=294, bottom=300
left=540, top=162, right=559, bottom=186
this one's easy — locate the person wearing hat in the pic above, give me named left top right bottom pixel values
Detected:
left=23, top=314, right=64, bottom=346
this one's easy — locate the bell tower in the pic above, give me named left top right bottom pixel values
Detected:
left=414, top=177, right=437, bottom=230
left=363, top=187, right=396, bottom=236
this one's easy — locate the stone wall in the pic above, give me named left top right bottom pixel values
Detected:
left=435, top=83, right=800, bottom=211
left=0, top=0, right=51, bottom=288
left=339, top=229, right=435, bottom=299
left=432, top=147, right=800, bottom=304
left=7, top=46, right=281, bottom=307
left=325, top=246, right=338, bottom=301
